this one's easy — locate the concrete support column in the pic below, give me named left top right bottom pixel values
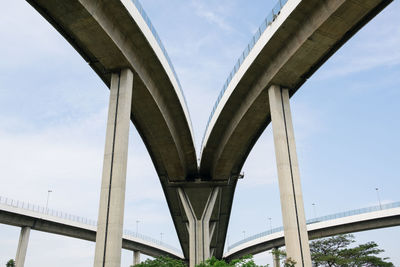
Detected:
left=177, top=187, right=220, bottom=267
left=268, top=85, right=311, bottom=267
left=94, top=69, right=134, bottom=267
left=272, top=248, right=280, bottom=267
left=15, top=226, right=30, bottom=267
left=133, top=250, right=140, bottom=265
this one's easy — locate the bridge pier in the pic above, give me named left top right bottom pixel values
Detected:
left=15, top=226, right=30, bottom=267
left=272, top=248, right=280, bottom=267
left=177, top=187, right=220, bottom=267
left=133, top=250, right=140, bottom=265
left=268, top=85, right=311, bottom=266
left=94, top=69, right=134, bottom=267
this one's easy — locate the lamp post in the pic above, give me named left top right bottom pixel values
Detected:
left=268, top=217, right=272, bottom=232
left=312, top=203, right=317, bottom=218
left=242, top=230, right=246, bottom=239
left=45, top=190, right=52, bottom=214
left=136, top=220, right=140, bottom=235
left=375, top=188, right=382, bottom=210
left=160, top=232, right=163, bottom=243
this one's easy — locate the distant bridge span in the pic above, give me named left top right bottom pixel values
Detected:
left=0, top=196, right=183, bottom=260
left=224, top=202, right=400, bottom=261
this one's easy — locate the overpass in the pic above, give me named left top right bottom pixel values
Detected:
left=25, top=0, right=202, bottom=265
left=18, top=0, right=394, bottom=266
left=200, top=0, right=392, bottom=265
left=0, top=196, right=182, bottom=265
left=224, top=201, right=400, bottom=261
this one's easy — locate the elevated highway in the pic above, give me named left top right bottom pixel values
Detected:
left=224, top=202, right=400, bottom=261
left=20, top=0, right=394, bottom=266
left=0, top=196, right=183, bottom=260
left=25, top=0, right=201, bottom=261
left=201, top=0, right=392, bottom=185
left=199, top=0, right=392, bottom=263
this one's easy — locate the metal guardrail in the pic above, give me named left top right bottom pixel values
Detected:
left=201, top=0, right=289, bottom=149
left=0, top=195, right=181, bottom=254
left=228, top=201, right=400, bottom=251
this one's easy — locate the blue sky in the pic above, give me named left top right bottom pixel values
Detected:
left=0, top=0, right=399, bottom=266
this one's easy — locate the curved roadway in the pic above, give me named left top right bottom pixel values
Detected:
left=224, top=202, right=400, bottom=261
left=198, top=0, right=392, bottom=258
left=0, top=197, right=182, bottom=259
left=200, top=0, right=392, bottom=180
left=25, top=0, right=199, bottom=258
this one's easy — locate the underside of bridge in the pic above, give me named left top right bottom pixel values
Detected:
left=24, top=0, right=393, bottom=266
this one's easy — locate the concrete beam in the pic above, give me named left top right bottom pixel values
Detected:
left=94, top=69, right=134, bottom=267
left=268, top=85, right=311, bottom=267
left=178, top=187, right=220, bottom=266
left=15, top=226, right=30, bottom=267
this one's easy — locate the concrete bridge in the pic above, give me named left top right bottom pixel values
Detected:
left=224, top=201, right=400, bottom=263
left=0, top=196, right=182, bottom=266
left=13, top=0, right=394, bottom=266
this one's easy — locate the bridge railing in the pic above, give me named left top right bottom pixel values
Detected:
left=227, top=201, right=400, bottom=251
left=0, top=195, right=181, bottom=254
left=0, top=195, right=97, bottom=226
left=201, top=0, right=289, bottom=148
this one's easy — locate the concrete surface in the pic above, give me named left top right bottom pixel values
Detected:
left=94, top=69, right=133, bottom=267
left=15, top=226, right=30, bottom=267
left=133, top=250, right=140, bottom=265
left=268, top=86, right=311, bottom=266
left=178, top=187, right=220, bottom=267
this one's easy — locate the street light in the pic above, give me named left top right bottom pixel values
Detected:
left=375, top=188, right=382, bottom=210
left=312, top=203, right=317, bottom=218
left=268, top=217, right=272, bottom=232
left=136, top=220, right=140, bottom=235
left=45, top=190, right=52, bottom=214
left=242, top=230, right=246, bottom=239
left=160, top=232, right=164, bottom=243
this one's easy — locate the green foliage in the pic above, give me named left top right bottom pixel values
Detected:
left=282, top=258, right=296, bottom=267
left=131, top=235, right=394, bottom=267
left=6, top=259, right=15, bottom=267
left=131, top=255, right=269, bottom=267
left=310, top=234, right=394, bottom=267
left=274, top=234, right=393, bottom=266
left=132, top=256, right=187, bottom=267
left=195, top=255, right=269, bottom=267
left=270, top=250, right=296, bottom=267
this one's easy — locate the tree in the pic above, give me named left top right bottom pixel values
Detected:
left=196, top=255, right=269, bottom=267
left=6, top=259, right=15, bottom=267
left=132, top=256, right=187, bottom=267
left=131, top=255, right=269, bottom=267
left=310, top=234, right=394, bottom=267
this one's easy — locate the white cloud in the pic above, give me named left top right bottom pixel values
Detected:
left=191, top=0, right=234, bottom=32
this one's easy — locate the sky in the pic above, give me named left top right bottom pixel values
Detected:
left=0, top=0, right=399, bottom=266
